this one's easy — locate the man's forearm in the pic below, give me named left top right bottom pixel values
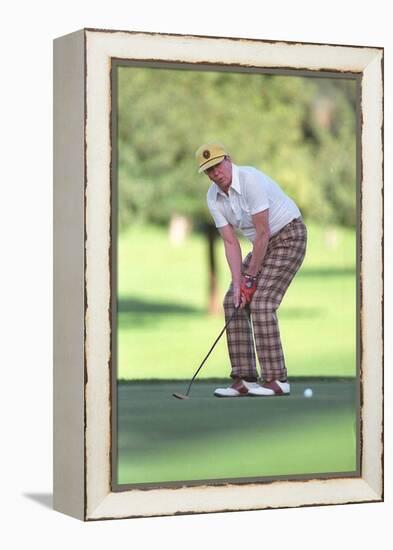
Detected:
left=224, top=239, right=243, bottom=286
left=246, top=231, right=270, bottom=277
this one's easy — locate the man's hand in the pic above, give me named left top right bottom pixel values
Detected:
left=232, top=284, right=248, bottom=309
left=240, top=274, right=258, bottom=305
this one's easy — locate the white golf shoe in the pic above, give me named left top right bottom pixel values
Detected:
left=214, top=379, right=260, bottom=398
left=248, top=380, right=290, bottom=396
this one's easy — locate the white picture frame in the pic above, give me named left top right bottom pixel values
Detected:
left=53, top=28, right=383, bottom=521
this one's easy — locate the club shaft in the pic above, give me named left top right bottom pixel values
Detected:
left=185, top=307, right=239, bottom=395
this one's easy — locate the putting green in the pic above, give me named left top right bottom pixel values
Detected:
left=116, top=379, right=358, bottom=486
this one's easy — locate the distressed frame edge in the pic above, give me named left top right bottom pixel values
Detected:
left=84, top=25, right=385, bottom=53
left=87, top=479, right=381, bottom=521
left=359, top=48, right=384, bottom=499
left=82, top=29, right=383, bottom=521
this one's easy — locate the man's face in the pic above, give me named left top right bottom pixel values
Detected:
left=204, top=157, right=232, bottom=192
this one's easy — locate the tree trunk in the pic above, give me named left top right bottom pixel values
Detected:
left=205, top=223, right=220, bottom=315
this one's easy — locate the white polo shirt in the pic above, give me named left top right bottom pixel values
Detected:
left=206, top=163, right=301, bottom=242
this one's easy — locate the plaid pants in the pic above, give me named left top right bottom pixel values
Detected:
left=223, top=217, right=307, bottom=382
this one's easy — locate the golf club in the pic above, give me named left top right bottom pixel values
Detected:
left=172, top=305, right=240, bottom=400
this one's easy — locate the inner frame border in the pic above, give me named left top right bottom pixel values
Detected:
left=109, top=58, right=363, bottom=493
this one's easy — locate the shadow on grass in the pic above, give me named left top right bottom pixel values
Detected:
left=118, top=297, right=321, bottom=328
left=118, top=266, right=353, bottom=325
left=118, top=297, right=203, bottom=327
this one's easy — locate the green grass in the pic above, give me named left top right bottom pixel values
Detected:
left=117, top=222, right=356, bottom=379
left=117, top=379, right=358, bottom=485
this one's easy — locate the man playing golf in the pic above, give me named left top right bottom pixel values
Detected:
left=196, top=143, right=307, bottom=397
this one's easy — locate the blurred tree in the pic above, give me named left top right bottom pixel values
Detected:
left=308, top=78, right=357, bottom=227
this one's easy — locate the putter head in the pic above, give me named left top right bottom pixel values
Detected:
left=172, top=392, right=189, bottom=400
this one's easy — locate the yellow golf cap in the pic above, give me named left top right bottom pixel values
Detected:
left=195, top=143, right=228, bottom=173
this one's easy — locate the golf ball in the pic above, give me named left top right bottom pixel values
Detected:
left=304, top=388, right=313, bottom=398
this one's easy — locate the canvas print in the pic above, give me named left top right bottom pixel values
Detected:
left=113, top=64, right=359, bottom=487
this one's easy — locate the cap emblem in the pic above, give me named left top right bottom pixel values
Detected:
left=203, top=149, right=211, bottom=159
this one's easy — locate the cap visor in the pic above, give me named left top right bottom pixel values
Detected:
left=198, top=155, right=225, bottom=173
